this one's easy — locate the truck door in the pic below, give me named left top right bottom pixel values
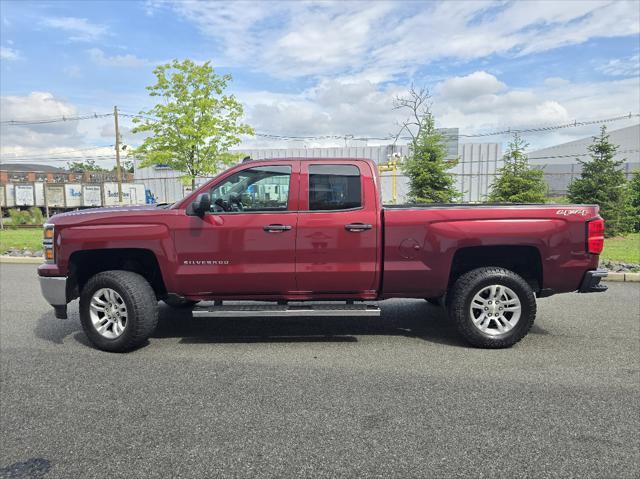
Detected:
left=173, top=161, right=299, bottom=296
left=295, top=161, right=379, bottom=294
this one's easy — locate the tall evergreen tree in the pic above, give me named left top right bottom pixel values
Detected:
left=629, top=170, right=640, bottom=232
left=395, top=86, right=459, bottom=203
left=402, top=113, right=460, bottom=203
left=568, top=125, right=632, bottom=236
left=488, top=133, right=547, bottom=203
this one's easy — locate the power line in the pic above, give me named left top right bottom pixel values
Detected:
left=0, top=146, right=114, bottom=160
left=2, top=111, right=637, bottom=141
left=0, top=113, right=112, bottom=126
left=528, top=148, right=640, bottom=161
left=1, top=155, right=118, bottom=163
left=2, top=147, right=639, bottom=166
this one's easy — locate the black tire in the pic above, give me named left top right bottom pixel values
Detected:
left=447, top=267, right=536, bottom=348
left=162, top=296, right=199, bottom=309
left=79, top=270, right=158, bottom=352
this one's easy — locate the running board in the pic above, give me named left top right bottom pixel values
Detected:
left=192, top=304, right=381, bottom=318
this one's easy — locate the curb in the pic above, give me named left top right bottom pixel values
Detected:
left=0, top=255, right=638, bottom=281
left=0, top=256, right=43, bottom=264
left=604, top=272, right=640, bottom=283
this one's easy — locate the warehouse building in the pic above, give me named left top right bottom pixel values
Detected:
left=527, top=124, right=639, bottom=195
left=135, top=128, right=505, bottom=204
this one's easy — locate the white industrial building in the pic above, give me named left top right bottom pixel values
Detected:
left=527, top=124, right=639, bottom=195
left=135, top=124, right=639, bottom=205
left=135, top=128, right=505, bottom=204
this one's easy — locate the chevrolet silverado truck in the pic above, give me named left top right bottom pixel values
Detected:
left=38, top=158, right=607, bottom=352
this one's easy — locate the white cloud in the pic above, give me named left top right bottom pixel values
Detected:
left=87, top=48, right=149, bottom=68
left=156, top=0, right=640, bottom=80
left=437, top=71, right=506, bottom=101
left=432, top=73, right=639, bottom=149
left=41, top=17, right=108, bottom=42
left=237, top=71, right=639, bottom=150
left=1, top=92, right=81, bottom=156
left=0, top=92, right=118, bottom=165
left=0, top=46, right=20, bottom=61
left=597, top=54, right=640, bottom=77
left=148, top=0, right=280, bottom=63
left=239, top=79, right=405, bottom=146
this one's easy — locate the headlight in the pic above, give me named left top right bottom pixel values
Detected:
left=43, top=224, right=55, bottom=264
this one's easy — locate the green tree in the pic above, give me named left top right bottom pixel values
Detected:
left=626, top=170, right=639, bottom=232
left=66, top=159, right=107, bottom=173
left=395, top=86, right=459, bottom=203
left=402, top=114, right=460, bottom=203
left=488, top=133, right=547, bottom=203
left=568, top=126, right=632, bottom=236
left=132, top=59, right=254, bottom=189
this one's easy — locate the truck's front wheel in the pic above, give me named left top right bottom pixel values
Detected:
left=79, top=270, right=158, bottom=352
left=448, top=267, right=536, bottom=348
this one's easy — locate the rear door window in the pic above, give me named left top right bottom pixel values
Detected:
left=308, top=164, right=362, bottom=211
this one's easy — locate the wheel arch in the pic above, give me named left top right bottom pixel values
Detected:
left=68, top=248, right=167, bottom=301
left=448, top=245, right=543, bottom=293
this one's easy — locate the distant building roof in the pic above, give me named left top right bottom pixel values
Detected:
left=528, top=124, right=639, bottom=165
left=0, top=163, right=68, bottom=173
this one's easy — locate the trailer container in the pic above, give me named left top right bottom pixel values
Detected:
left=34, top=182, right=45, bottom=207
left=64, top=184, right=83, bottom=208
left=82, top=185, right=102, bottom=207
left=45, top=184, right=65, bottom=208
left=15, top=184, right=35, bottom=206
left=103, top=182, right=146, bottom=206
left=4, top=184, right=15, bottom=207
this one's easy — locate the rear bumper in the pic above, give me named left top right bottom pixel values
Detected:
left=578, top=269, right=608, bottom=293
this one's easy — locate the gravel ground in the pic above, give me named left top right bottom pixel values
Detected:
left=1, top=263, right=639, bottom=479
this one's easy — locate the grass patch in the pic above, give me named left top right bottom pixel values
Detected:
left=0, top=228, right=42, bottom=253
left=602, top=233, right=640, bottom=264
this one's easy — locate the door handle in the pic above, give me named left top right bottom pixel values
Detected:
left=263, top=224, right=292, bottom=232
left=345, top=223, right=373, bottom=232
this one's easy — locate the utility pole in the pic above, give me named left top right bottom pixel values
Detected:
left=114, top=106, right=123, bottom=204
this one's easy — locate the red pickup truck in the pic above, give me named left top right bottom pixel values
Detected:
left=38, top=158, right=607, bottom=352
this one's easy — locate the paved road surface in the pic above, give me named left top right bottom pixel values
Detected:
left=1, top=263, right=638, bottom=478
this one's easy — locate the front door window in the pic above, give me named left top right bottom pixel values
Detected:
left=209, top=165, right=291, bottom=213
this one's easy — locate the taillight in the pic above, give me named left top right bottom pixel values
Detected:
left=587, top=219, right=604, bottom=254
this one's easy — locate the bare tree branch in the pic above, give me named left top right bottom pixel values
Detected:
left=393, top=83, right=432, bottom=145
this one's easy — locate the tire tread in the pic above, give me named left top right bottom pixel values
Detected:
left=447, top=267, right=536, bottom=348
left=80, top=270, right=158, bottom=352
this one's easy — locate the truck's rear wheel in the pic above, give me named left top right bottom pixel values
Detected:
left=448, top=267, right=536, bottom=348
left=79, top=270, right=158, bottom=352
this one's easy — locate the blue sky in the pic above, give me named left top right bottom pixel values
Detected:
left=1, top=0, right=639, bottom=166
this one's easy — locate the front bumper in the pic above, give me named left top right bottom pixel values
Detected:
left=39, top=276, right=68, bottom=318
left=578, top=269, right=608, bottom=293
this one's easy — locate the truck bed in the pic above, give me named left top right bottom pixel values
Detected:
left=380, top=204, right=600, bottom=299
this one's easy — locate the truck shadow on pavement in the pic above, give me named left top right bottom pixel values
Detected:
left=157, top=300, right=465, bottom=347
left=34, top=299, right=533, bottom=349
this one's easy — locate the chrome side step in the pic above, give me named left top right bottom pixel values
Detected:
left=192, top=303, right=381, bottom=318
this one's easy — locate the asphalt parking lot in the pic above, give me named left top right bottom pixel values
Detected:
left=0, top=263, right=638, bottom=479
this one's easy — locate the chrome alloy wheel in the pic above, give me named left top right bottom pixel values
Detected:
left=469, top=284, right=521, bottom=336
left=89, top=288, right=128, bottom=339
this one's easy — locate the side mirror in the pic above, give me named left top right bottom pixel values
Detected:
left=190, top=193, right=211, bottom=216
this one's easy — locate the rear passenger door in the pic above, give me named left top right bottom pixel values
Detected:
left=295, top=162, right=379, bottom=294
